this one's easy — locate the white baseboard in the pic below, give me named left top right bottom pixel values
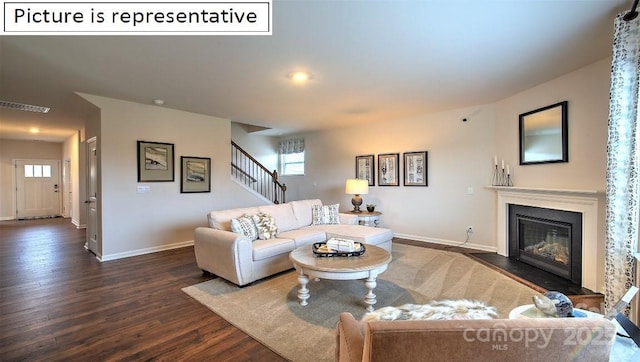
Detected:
left=72, top=219, right=86, bottom=229
left=393, top=233, right=497, bottom=253
left=99, top=240, right=194, bottom=262
left=0, top=216, right=14, bottom=221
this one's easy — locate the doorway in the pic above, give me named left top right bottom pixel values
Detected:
left=86, top=137, right=99, bottom=256
left=63, top=159, right=72, bottom=219
left=14, top=159, right=62, bottom=219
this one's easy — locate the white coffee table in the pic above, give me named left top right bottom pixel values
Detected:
left=289, top=244, right=392, bottom=312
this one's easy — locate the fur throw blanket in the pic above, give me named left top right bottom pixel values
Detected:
left=361, top=299, right=498, bottom=323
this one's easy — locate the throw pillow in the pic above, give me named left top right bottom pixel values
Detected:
left=311, top=204, right=340, bottom=225
left=230, top=214, right=258, bottom=241
left=252, top=212, right=278, bottom=240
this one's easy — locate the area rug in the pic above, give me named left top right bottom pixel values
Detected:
left=182, top=243, right=540, bottom=361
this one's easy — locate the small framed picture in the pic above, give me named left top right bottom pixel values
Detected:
left=378, top=153, right=399, bottom=186
left=404, top=151, right=428, bottom=186
left=356, top=154, right=375, bottom=186
left=137, top=141, right=174, bottom=182
left=180, top=156, right=211, bottom=193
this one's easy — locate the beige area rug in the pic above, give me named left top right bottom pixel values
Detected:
left=182, top=243, right=540, bottom=361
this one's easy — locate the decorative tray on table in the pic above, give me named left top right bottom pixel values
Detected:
left=312, top=239, right=366, bottom=257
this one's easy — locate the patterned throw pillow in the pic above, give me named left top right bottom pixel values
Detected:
left=230, top=214, right=258, bottom=241
left=312, top=204, right=340, bottom=225
left=252, top=212, right=279, bottom=240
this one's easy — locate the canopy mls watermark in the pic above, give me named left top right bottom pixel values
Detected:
left=2, top=1, right=272, bottom=35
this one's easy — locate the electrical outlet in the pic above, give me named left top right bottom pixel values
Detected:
left=467, top=226, right=473, bottom=234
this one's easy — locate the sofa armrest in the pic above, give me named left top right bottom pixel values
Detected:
left=336, top=312, right=364, bottom=362
left=194, top=227, right=253, bottom=286
left=339, top=213, right=359, bottom=225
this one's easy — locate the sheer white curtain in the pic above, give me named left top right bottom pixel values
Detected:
left=605, top=12, right=640, bottom=311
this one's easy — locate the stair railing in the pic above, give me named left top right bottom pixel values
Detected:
left=231, top=141, right=287, bottom=204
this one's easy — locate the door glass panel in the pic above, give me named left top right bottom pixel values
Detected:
left=24, top=165, right=34, bottom=177
left=42, top=165, right=51, bottom=177
left=34, top=165, right=42, bottom=177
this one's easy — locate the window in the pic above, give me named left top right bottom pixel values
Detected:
left=281, top=152, right=305, bottom=175
left=279, top=138, right=305, bottom=176
left=24, top=164, right=51, bottom=178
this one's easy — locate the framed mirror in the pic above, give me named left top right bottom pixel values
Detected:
left=519, top=101, right=568, bottom=165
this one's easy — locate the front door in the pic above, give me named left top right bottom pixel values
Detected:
left=15, top=159, right=61, bottom=219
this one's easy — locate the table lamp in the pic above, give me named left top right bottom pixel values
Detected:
left=345, top=178, right=369, bottom=213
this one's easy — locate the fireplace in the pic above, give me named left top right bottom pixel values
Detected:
left=493, top=187, right=602, bottom=293
left=508, top=204, right=582, bottom=285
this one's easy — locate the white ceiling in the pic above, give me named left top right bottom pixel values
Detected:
left=0, top=0, right=631, bottom=142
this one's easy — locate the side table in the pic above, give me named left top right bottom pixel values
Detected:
left=509, top=304, right=601, bottom=319
left=509, top=304, right=640, bottom=360
left=343, top=211, right=381, bottom=227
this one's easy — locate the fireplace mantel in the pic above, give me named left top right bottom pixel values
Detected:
left=488, top=186, right=604, bottom=293
left=486, top=186, right=600, bottom=196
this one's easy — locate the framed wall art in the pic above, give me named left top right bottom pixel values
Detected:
left=378, top=153, right=399, bottom=186
left=180, top=156, right=211, bottom=193
left=403, top=151, right=428, bottom=186
left=137, top=140, right=174, bottom=182
left=355, top=154, right=375, bottom=186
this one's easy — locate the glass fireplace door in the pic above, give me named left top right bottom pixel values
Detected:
left=518, top=217, right=572, bottom=279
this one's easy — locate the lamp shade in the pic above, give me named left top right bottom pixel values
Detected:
left=345, top=179, right=369, bottom=195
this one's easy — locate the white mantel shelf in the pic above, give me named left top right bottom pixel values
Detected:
left=485, top=186, right=603, bottom=196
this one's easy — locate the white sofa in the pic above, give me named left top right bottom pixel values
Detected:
left=194, top=199, right=393, bottom=286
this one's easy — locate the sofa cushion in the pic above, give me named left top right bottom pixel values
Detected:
left=312, top=204, right=341, bottom=225
left=278, top=229, right=327, bottom=248
left=252, top=212, right=279, bottom=240
left=229, top=215, right=258, bottom=241
left=252, top=237, right=295, bottom=261
left=208, top=207, right=259, bottom=231
left=289, top=199, right=323, bottom=228
left=258, top=204, right=298, bottom=232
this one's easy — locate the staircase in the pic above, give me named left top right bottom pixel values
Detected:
left=231, top=141, right=286, bottom=204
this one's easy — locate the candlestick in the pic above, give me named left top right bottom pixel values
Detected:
left=491, top=165, right=500, bottom=186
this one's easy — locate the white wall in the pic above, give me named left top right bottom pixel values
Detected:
left=282, top=104, right=498, bottom=251
left=79, top=94, right=266, bottom=260
left=62, top=131, right=80, bottom=226
left=494, top=58, right=610, bottom=191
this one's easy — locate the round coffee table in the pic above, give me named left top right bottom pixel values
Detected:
left=289, top=244, right=392, bottom=312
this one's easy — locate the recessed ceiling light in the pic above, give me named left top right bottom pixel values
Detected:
left=288, top=71, right=312, bottom=84
left=0, top=100, right=50, bottom=113
left=153, top=99, right=165, bottom=106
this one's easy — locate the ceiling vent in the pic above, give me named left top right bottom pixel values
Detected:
left=0, top=100, right=50, bottom=113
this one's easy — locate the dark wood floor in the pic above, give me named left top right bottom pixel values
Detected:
left=0, top=218, right=284, bottom=361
